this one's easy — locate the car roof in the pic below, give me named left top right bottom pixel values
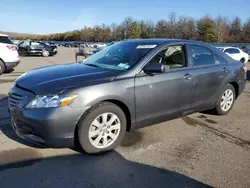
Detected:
left=0, top=33, right=9, bottom=37
left=123, top=38, right=204, bottom=45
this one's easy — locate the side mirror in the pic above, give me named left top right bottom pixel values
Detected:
left=143, top=63, right=165, bottom=74
left=225, top=52, right=230, bottom=56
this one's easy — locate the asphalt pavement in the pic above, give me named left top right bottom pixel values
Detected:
left=0, top=47, right=250, bottom=188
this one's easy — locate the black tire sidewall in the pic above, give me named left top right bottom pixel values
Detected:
left=78, top=102, right=127, bottom=154
left=240, top=58, right=245, bottom=63
left=0, top=60, right=5, bottom=75
left=215, top=84, right=236, bottom=115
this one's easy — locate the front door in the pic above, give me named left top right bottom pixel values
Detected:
left=135, top=44, right=194, bottom=124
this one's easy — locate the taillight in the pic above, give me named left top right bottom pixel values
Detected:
left=6, top=45, right=17, bottom=51
left=242, top=65, right=247, bottom=73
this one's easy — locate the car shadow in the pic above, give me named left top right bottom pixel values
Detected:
left=4, top=69, right=15, bottom=73
left=0, top=150, right=211, bottom=188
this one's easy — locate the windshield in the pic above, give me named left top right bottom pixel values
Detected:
left=82, top=41, right=157, bottom=71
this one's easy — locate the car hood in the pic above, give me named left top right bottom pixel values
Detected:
left=15, top=63, right=121, bottom=94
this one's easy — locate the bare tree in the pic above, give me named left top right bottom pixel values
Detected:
left=242, top=18, right=250, bottom=42
left=216, top=16, right=229, bottom=43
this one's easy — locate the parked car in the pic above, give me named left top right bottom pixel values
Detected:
left=71, top=41, right=80, bottom=47
left=0, top=34, right=20, bottom=75
left=8, top=39, right=246, bottom=154
left=17, top=40, right=57, bottom=57
left=92, top=42, right=116, bottom=54
left=217, top=46, right=249, bottom=63
left=63, top=42, right=80, bottom=47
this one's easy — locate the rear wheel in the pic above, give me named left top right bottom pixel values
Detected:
left=240, top=58, right=245, bottom=63
left=77, top=102, right=126, bottom=154
left=0, top=60, right=6, bottom=75
left=214, top=84, right=235, bottom=115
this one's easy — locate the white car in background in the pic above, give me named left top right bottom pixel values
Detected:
left=217, top=47, right=249, bottom=63
left=0, top=34, right=20, bottom=75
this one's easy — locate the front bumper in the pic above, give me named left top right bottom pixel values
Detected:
left=5, top=60, right=20, bottom=69
left=8, top=85, right=87, bottom=148
left=9, top=106, right=87, bottom=148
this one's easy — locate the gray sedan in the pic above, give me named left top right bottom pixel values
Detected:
left=8, top=39, right=246, bottom=154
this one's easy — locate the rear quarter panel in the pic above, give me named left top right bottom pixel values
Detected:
left=221, top=60, right=246, bottom=97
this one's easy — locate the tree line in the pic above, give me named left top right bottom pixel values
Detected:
left=12, top=13, right=250, bottom=43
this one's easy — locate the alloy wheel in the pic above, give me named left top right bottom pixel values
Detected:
left=88, top=112, right=121, bottom=149
left=220, top=89, right=234, bottom=112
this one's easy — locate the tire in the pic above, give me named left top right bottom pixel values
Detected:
left=0, top=60, right=6, bottom=75
left=42, top=50, right=49, bottom=57
left=77, top=102, right=126, bottom=154
left=214, top=84, right=236, bottom=115
left=240, top=58, right=245, bottom=63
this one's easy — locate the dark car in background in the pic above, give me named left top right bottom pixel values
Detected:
left=18, top=40, right=57, bottom=57
left=92, top=42, right=116, bottom=54
left=63, top=41, right=80, bottom=48
left=9, top=39, right=246, bottom=154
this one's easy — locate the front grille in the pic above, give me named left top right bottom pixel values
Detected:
left=8, top=92, right=26, bottom=109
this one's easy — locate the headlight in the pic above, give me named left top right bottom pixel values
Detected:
left=26, top=94, right=78, bottom=109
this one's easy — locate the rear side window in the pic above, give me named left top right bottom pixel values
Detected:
left=0, top=36, right=13, bottom=44
left=189, top=44, right=215, bottom=66
left=214, top=53, right=227, bottom=64
left=224, top=48, right=240, bottom=54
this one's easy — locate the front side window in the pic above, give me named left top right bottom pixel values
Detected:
left=224, top=48, right=240, bottom=54
left=149, top=45, right=186, bottom=70
left=189, top=44, right=215, bottom=66
left=82, top=41, right=158, bottom=71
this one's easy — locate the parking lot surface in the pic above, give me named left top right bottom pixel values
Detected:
left=0, top=47, right=250, bottom=188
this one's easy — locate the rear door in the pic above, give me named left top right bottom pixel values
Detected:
left=186, top=44, right=229, bottom=111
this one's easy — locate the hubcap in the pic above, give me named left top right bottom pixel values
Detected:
left=220, top=89, right=234, bottom=112
left=88, top=112, right=121, bottom=149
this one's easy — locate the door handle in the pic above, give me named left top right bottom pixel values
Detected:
left=222, top=68, right=228, bottom=73
left=183, top=73, right=192, bottom=80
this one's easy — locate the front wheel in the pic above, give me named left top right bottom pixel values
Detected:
left=214, top=84, right=235, bottom=115
left=77, top=102, right=126, bottom=154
